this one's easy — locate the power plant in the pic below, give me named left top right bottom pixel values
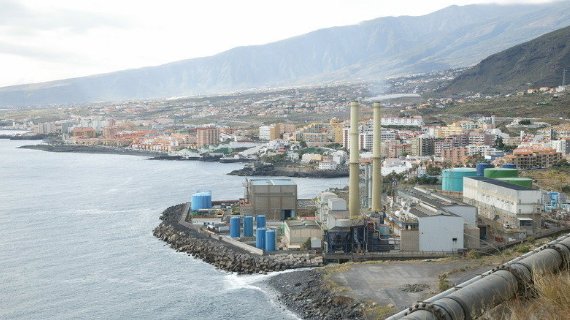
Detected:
left=322, top=101, right=393, bottom=255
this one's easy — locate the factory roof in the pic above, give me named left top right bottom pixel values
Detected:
left=398, top=188, right=469, bottom=208
left=409, top=206, right=461, bottom=219
left=465, top=176, right=534, bottom=191
left=248, top=178, right=297, bottom=186
left=285, top=220, right=321, bottom=229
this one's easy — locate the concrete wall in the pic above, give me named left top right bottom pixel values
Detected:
left=400, top=230, right=419, bottom=251
left=250, top=184, right=297, bottom=220
left=463, top=178, right=542, bottom=215
left=445, top=205, right=477, bottom=226
left=463, top=178, right=542, bottom=229
left=464, top=225, right=481, bottom=249
left=284, top=226, right=322, bottom=248
left=418, top=216, right=464, bottom=252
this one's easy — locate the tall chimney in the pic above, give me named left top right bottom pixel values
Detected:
left=349, top=101, right=360, bottom=219
left=371, top=102, right=382, bottom=212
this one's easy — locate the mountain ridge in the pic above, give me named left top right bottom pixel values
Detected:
left=441, top=24, right=570, bottom=95
left=2, top=2, right=570, bottom=107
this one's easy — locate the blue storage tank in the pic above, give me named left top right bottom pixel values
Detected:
left=441, top=168, right=477, bottom=192
left=256, top=215, right=266, bottom=229
left=476, top=162, right=493, bottom=177
left=243, top=216, right=254, bottom=237
left=191, top=191, right=212, bottom=211
left=265, top=229, right=276, bottom=252
left=502, top=163, right=517, bottom=169
left=230, top=216, right=240, bottom=238
left=256, top=228, right=266, bottom=249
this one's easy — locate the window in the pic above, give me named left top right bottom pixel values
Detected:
left=452, top=237, right=457, bottom=243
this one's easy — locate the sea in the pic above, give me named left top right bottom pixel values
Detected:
left=0, top=137, right=347, bottom=320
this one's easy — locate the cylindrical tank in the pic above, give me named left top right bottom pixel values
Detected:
left=441, top=168, right=477, bottom=192
left=484, top=168, right=518, bottom=178
left=496, top=177, right=532, bottom=188
left=191, top=191, right=212, bottom=211
left=229, top=216, right=240, bottom=238
left=256, top=228, right=266, bottom=249
left=256, top=215, right=266, bottom=229
left=502, top=163, right=517, bottom=169
left=265, top=229, right=276, bottom=252
left=243, top=216, right=254, bottom=237
left=476, top=162, right=493, bottom=177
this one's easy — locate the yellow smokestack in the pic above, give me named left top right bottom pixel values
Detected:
left=371, top=102, right=382, bottom=212
left=349, top=101, right=360, bottom=219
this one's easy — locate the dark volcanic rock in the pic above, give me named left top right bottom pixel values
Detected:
left=266, top=269, right=365, bottom=320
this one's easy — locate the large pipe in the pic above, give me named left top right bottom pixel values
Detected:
left=388, top=234, right=570, bottom=320
left=349, top=101, right=360, bottom=219
left=371, top=102, right=382, bottom=212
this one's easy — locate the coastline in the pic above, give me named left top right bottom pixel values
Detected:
left=19, top=144, right=162, bottom=157
left=228, top=164, right=349, bottom=178
left=152, top=204, right=322, bottom=274
left=154, top=203, right=366, bottom=320
left=263, top=269, right=366, bottom=320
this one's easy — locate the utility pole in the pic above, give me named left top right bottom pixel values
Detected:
left=563, top=68, right=567, bottom=87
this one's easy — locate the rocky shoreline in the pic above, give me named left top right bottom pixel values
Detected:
left=152, top=204, right=322, bottom=274
left=20, top=144, right=162, bottom=157
left=228, top=163, right=349, bottom=178
left=265, top=270, right=366, bottom=320
left=153, top=204, right=366, bottom=319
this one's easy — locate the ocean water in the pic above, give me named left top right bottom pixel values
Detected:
left=0, top=140, right=347, bottom=320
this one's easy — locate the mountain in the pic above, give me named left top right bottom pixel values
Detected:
left=440, top=25, right=570, bottom=95
left=2, top=2, right=570, bottom=107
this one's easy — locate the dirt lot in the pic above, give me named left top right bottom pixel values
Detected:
left=327, top=258, right=497, bottom=311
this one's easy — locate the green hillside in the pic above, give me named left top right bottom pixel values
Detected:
left=441, top=25, right=570, bottom=95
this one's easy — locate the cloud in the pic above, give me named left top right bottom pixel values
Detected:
left=0, top=0, right=128, bottom=33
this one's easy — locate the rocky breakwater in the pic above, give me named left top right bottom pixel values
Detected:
left=153, top=204, right=322, bottom=274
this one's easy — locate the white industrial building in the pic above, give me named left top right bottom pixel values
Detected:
left=412, top=206, right=465, bottom=252
left=387, top=187, right=480, bottom=252
left=463, top=177, right=543, bottom=235
left=316, top=192, right=348, bottom=228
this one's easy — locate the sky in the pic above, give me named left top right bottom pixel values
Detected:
left=0, top=0, right=557, bottom=87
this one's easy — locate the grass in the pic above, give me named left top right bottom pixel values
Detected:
left=519, top=168, right=570, bottom=196
left=362, top=302, right=395, bottom=320
left=438, top=273, right=451, bottom=291
left=501, top=270, right=570, bottom=320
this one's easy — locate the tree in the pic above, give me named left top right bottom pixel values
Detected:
left=494, top=136, right=505, bottom=150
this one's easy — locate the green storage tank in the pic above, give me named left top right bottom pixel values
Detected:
left=496, top=177, right=533, bottom=188
left=442, top=168, right=477, bottom=192
left=483, top=168, right=518, bottom=178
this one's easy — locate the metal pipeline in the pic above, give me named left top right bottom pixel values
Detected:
left=387, top=234, right=570, bottom=320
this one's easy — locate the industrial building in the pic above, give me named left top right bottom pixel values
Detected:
left=463, top=176, right=543, bottom=236
left=388, top=188, right=479, bottom=252
left=240, top=178, right=297, bottom=220
left=283, top=220, right=322, bottom=250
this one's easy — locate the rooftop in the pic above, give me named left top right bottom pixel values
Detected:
left=409, top=206, right=459, bottom=218
left=248, top=178, right=297, bottom=186
left=285, top=219, right=321, bottom=229
left=465, top=176, right=535, bottom=191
